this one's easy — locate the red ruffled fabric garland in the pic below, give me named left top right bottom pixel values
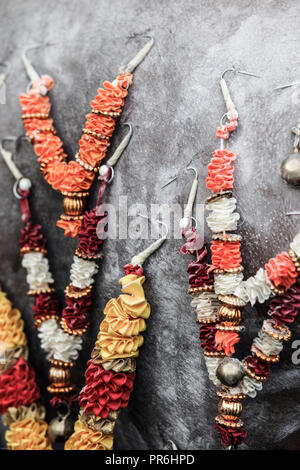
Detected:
left=78, top=361, right=135, bottom=419
left=0, top=358, right=40, bottom=414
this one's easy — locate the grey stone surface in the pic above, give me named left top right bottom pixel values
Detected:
left=0, top=0, right=300, bottom=450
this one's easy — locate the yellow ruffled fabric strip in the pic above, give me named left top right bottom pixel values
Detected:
left=95, top=274, right=150, bottom=360
left=65, top=420, right=113, bottom=450
left=66, top=273, right=150, bottom=450
left=0, top=287, right=52, bottom=450
left=5, top=418, right=52, bottom=450
left=0, top=290, right=26, bottom=348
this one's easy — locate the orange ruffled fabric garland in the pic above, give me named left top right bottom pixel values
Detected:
left=19, top=73, right=132, bottom=237
left=0, top=287, right=52, bottom=450
left=65, top=267, right=150, bottom=450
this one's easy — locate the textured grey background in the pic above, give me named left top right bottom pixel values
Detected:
left=0, top=0, right=300, bottom=451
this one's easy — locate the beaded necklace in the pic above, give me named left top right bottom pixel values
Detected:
left=181, top=69, right=300, bottom=448
left=19, top=39, right=153, bottom=238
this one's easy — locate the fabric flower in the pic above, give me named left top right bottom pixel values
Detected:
left=181, top=228, right=204, bottom=255
left=265, top=252, right=297, bottom=289
left=268, top=277, right=300, bottom=323
left=0, top=358, right=40, bottom=414
left=38, top=318, right=82, bottom=362
left=78, top=361, right=134, bottom=419
left=19, top=222, right=46, bottom=251
left=215, top=330, right=240, bottom=356
left=244, top=354, right=271, bottom=379
left=234, top=268, right=272, bottom=306
left=199, top=323, right=218, bottom=353
left=33, top=292, right=60, bottom=321
left=62, top=293, right=92, bottom=330
left=206, top=197, right=239, bottom=232
left=215, top=422, right=247, bottom=448
left=22, top=252, right=53, bottom=290
left=65, top=419, right=113, bottom=450
left=214, top=272, right=243, bottom=295
left=77, top=209, right=103, bottom=255
left=70, top=256, right=98, bottom=289
left=56, top=218, right=83, bottom=238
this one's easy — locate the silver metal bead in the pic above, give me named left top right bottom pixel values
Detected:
left=216, top=357, right=245, bottom=387
left=280, top=153, right=300, bottom=186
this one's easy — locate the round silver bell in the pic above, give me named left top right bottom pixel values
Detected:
left=216, top=357, right=245, bottom=387
left=48, top=407, right=73, bottom=442
left=280, top=153, right=300, bottom=186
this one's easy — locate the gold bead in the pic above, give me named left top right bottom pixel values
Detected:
left=217, top=304, right=241, bottom=325
left=49, top=366, right=71, bottom=388
left=63, top=196, right=86, bottom=216
left=218, top=399, right=243, bottom=418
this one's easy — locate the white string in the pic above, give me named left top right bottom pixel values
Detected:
left=22, top=50, right=40, bottom=83
left=184, top=178, right=198, bottom=219
left=106, top=124, right=133, bottom=167
left=123, top=38, right=154, bottom=74
left=0, top=147, right=23, bottom=181
left=130, top=235, right=166, bottom=267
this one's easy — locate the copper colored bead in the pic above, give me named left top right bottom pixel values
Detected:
left=217, top=304, right=241, bottom=325
left=63, top=196, right=86, bottom=216
left=49, top=366, right=71, bottom=388
left=218, top=399, right=243, bottom=418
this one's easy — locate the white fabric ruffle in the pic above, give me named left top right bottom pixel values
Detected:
left=214, top=272, right=244, bottom=295
left=191, top=291, right=221, bottom=322
left=231, top=375, right=263, bottom=398
left=70, top=256, right=98, bottom=289
left=22, top=252, right=54, bottom=290
left=206, top=197, right=240, bottom=233
left=204, top=356, right=223, bottom=387
left=252, top=328, right=283, bottom=356
left=290, top=232, right=300, bottom=258
left=234, top=268, right=272, bottom=306
left=38, top=318, right=82, bottom=362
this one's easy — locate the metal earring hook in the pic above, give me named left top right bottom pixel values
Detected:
left=220, top=66, right=261, bottom=81
left=220, top=65, right=261, bottom=117
left=274, top=81, right=300, bottom=91
left=161, top=158, right=198, bottom=190
left=0, top=137, right=32, bottom=198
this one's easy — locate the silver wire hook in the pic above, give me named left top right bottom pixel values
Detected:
left=186, top=165, right=198, bottom=180
left=137, top=213, right=169, bottom=238
left=274, top=81, right=300, bottom=91
left=220, top=66, right=261, bottom=80
left=161, top=161, right=198, bottom=189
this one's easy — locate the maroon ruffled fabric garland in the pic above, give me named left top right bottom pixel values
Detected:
left=268, top=277, right=300, bottom=324
left=33, top=292, right=60, bottom=322
left=215, top=422, right=247, bottom=448
left=62, top=293, right=93, bottom=330
left=20, top=222, right=47, bottom=251
left=77, top=208, right=103, bottom=257
left=78, top=361, right=135, bottom=419
left=244, top=354, right=271, bottom=378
